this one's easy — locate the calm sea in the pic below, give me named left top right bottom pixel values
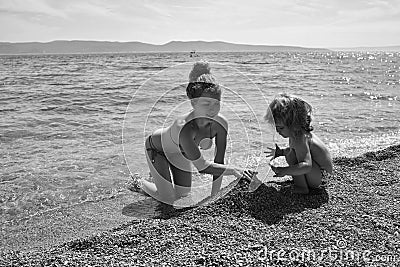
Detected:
left=1, top=52, right=399, bottom=224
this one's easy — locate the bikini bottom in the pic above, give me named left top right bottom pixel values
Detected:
left=146, top=135, right=166, bottom=163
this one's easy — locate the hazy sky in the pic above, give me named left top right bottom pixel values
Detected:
left=1, top=0, right=399, bottom=48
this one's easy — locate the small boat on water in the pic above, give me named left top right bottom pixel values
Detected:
left=189, top=50, right=199, bottom=57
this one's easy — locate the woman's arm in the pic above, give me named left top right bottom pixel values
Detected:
left=213, top=118, right=227, bottom=175
left=211, top=120, right=227, bottom=195
left=179, top=121, right=244, bottom=178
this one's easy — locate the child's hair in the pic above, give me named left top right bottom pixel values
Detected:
left=186, top=61, right=221, bottom=99
left=265, top=93, right=314, bottom=136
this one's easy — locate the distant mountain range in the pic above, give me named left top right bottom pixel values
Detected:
left=0, top=40, right=330, bottom=54
left=0, top=40, right=398, bottom=55
left=330, top=45, right=400, bottom=52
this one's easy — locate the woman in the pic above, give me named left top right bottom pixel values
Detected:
left=143, top=61, right=255, bottom=204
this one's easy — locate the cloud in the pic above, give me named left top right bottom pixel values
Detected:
left=0, top=0, right=68, bottom=19
left=0, top=0, right=399, bottom=45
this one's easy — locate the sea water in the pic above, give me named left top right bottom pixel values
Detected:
left=0, top=51, right=399, bottom=225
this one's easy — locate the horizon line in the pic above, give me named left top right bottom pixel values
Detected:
left=1, top=39, right=399, bottom=49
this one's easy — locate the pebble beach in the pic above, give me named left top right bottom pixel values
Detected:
left=1, top=144, right=399, bottom=266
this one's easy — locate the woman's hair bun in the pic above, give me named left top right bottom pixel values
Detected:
left=189, top=61, right=211, bottom=82
left=186, top=61, right=221, bottom=99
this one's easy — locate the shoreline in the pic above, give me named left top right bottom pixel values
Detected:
left=1, top=144, right=400, bottom=266
left=326, top=131, right=400, bottom=159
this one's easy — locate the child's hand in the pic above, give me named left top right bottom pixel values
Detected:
left=264, top=146, right=275, bottom=158
left=264, top=144, right=282, bottom=159
left=270, top=165, right=287, bottom=177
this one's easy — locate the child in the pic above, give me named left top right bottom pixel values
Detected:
left=265, top=93, right=333, bottom=194
left=143, top=61, right=255, bottom=204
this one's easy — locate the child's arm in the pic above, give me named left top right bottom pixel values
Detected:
left=265, top=144, right=290, bottom=158
left=271, top=140, right=312, bottom=176
left=275, top=145, right=291, bottom=157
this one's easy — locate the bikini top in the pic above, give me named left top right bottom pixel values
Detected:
left=196, top=121, right=213, bottom=150
left=171, top=119, right=213, bottom=151
left=199, top=136, right=212, bottom=150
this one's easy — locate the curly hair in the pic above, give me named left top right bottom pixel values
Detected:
left=266, top=93, right=314, bottom=137
left=186, top=61, right=221, bottom=99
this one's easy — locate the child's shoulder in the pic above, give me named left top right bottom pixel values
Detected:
left=309, top=132, right=323, bottom=145
left=290, top=134, right=309, bottom=147
left=309, top=132, right=330, bottom=151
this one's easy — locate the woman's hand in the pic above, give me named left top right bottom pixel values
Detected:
left=265, top=144, right=282, bottom=159
left=233, top=168, right=257, bottom=181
